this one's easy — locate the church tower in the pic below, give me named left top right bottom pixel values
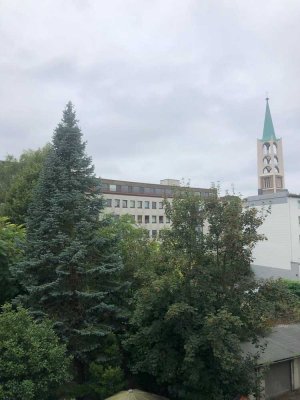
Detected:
left=257, top=98, right=285, bottom=194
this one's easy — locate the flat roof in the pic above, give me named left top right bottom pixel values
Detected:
left=246, top=191, right=300, bottom=202
left=100, top=178, right=211, bottom=192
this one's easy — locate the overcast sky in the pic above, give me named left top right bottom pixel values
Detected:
left=1, top=0, right=300, bottom=196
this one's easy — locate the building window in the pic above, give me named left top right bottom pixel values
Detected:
left=159, top=201, right=163, bottom=209
left=298, top=201, right=300, bottom=209
left=137, top=215, right=142, bottom=224
left=298, top=216, right=300, bottom=225
left=263, top=177, right=272, bottom=189
left=166, top=216, right=170, bottom=223
left=263, top=166, right=272, bottom=174
left=152, top=202, right=157, bottom=209
left=144, top=201, right=150, bottom=209
left=122, top=200, right=128, bottom=208
left=276, top=176, right=282, bottom=188
left=109, top=184, right=117, bottom=191
left=263, top=142, right=270, bottom=155
left=152, top=215, right=157, bottom=223
left=130, top=215, right=135, bottom=223
left=159, top=216, right=164, bottom=224
left=121, top=185, right=129, bottom=192
left=106, top=199, right=112, bottom=207
left=114, top=199, right=120, bottom=208
left=145, top=215, right=150, bottom=224
left=152, top=230, right=157, bottom=238
left=137, top=201, right=143, bottom=208
left=130, top=200, right=135, bottom=208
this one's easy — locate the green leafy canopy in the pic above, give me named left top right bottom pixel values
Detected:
left=0, top=303, right=71, bottom=400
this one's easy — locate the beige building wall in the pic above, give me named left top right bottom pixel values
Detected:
left=101, top=178, right=213, bottom=238
left=102, top=192, right=171, bottom=237
left=257, top=138, right=285, bottom=194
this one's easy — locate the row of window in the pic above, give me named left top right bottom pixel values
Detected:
left=262, top=177, right=272, bottom=189
left=106, top=199, right=164, bottom=209
left=103, top=183, right=173, bottom=196
left=260, top=176, right=282, bottom=189
left=102, top=183, right=211, bottom=197
left=263, top=166, right=280, bottom=174
left=113, top=214, right=170, bottom=224
left=263, top=142, right=277, bottom=155
left=142, top=215, right=169, bottom=224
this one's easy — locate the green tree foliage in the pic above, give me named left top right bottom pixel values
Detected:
left=19, top=102, right=124, bottom=391
left=0, top=155, right=20, bottom=214
left=100, top=214, right=159, bottom=295
left=284, top=279, right=300, bottom=299
left=83, top=362, right=125, bottom=399
left=0, top=217, right=25, bottom=305
left=1, top=146, right=50, bottom=225
left=0, top=303, right=71, bottom=400
left=125, top=189, right=297, bottom=400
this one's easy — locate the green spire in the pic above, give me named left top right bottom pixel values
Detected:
left=262, top=98, right=277, bottom=141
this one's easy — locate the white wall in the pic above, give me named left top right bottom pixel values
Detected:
left=288, top=197, right=300, bottom=265
left=252, top=201, right=292, bottom=269
left=249, top=195, right=300, bottom=271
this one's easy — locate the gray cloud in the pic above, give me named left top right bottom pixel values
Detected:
left=0, top=0, right=300, bottom=197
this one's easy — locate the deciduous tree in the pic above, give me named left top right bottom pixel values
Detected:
left=125, top=189, right=297, bottom=399
left=0, top=217, right=25, bottom=305
left=0, top=304, right=71, bottom=400
left=3, top=146, right=50, bottom=225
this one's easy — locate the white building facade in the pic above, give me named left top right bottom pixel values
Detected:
left=247, top=192, right=300, bottom=280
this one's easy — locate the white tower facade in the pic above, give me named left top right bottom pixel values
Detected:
left=257, top=98, right=285, bottom=194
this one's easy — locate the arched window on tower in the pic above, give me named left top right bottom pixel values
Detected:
left=273, top=143, right=277, bottom=155
left=263, top=156, right=271, bottom=165
left=275, top=166, right=279, bottom=173
left=274, top=155, right=278, bottom=164
left=263, top=166, right=272, bottom=174
left=263, top=143, right=270, bottom=155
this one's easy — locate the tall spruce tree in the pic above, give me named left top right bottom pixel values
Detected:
left=20, top=102, right=123, bottom=389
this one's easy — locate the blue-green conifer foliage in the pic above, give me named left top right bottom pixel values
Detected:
left=20, top=102, right=123, bottom=383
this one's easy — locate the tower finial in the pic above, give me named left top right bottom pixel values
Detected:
left=265, top=91, right=269, bottom=102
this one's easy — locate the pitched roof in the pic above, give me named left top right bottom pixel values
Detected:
left=242, top=324, right=300, bottom=365
left=262, top=98, right=277, bottom=141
